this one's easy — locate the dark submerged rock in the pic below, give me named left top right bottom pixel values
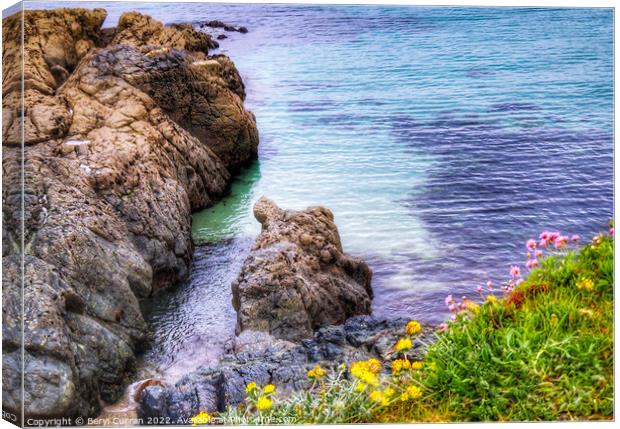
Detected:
left=201, top=20, right=249, bottom=33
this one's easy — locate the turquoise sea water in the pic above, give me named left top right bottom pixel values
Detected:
left=29, top=2, right=614, bottom=379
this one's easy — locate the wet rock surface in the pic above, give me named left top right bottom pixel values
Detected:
left=2, top=8, right=257, bottom=420
left=232, top=197, right=373, bottom=342
left=138, top=316, right=435, bottom=421
left=200, top=20, right=249, bottom=34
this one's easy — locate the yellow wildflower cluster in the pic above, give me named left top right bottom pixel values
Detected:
left=245, top=381, right=276, bottom=413
left=256, top=396, right=272, bottom=411
left=350, top=359, right=382, bottom=386
left=576, top=277, right=594, bottom=291
left=191, top=411, right=211, bottom=426
left=369, top=390, right=389, bottom=406
left=394, top=320, right=423, bottom=354
left=405, top=320, right=422, bottom=336
left=399, top=385, right=423, bottom=402
left=307, top=364, right=327, bottom=379
left=486, top=294, right=498, bottom=304
left=411, top=361, right=424, bottom=370
left=395, top=338, right=412, bottom=352
left=463, top=300, right=480, bottom=314
left=391, top=358, right=411, bottom=374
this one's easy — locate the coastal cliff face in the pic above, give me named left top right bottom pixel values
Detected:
left=232, top=197, right=373, bottom=342
left=2, top=8, right=258, bottom=420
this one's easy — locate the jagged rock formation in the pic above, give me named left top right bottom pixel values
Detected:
left=2, top=8, right=258, bottom=420
left=138, top=316, right=434, bottom=421
left=232, top=197, right=373, bottom=342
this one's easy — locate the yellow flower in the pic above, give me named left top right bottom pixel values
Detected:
left=464, top=300, right=480, bottom=314
left=406, top=320, right=422, bottom=336
left=395, top=338, right=412, bottom=352
left=369, top=390, right=384, bottom=403
left=256, top=396, right=272, bottom=411
left=308, top=364, right=326, bottom=379
left=399, top=392, right=409, bottom=402
left=362, top=372, right=379, bottom=386
left=350, top=361, right=379, bottom=385
left=384, top=387, right=395, bottom=398
left=406, top=385, right=422, bottom=399
left=486, top=294, right=497, bottom=304
left=191, top=411, right=211, bottom=426
left=411, top=361, right=424, bottom=370
left=245, top=382, right=257, bottom=395
left=367, top=358, right=382, bottom=374
left=263, top=384, right=276, bottom=394
left=354, top=382, right=367, bottom=392
left=576, top=278, right=594, bottom=291
left=391, top=358, right=411, bottom=374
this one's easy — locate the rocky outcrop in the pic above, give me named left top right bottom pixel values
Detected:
left=232, top=197, right=373, bottom=342
left=110, top=13, right=257, bottom=170
left=200, top=20, right=249, bottom=34
left=138, top=316, right=434, bottom=421
left=2, top=8, right=258, bottom=420
left=112, top=12, right=219, bottom=53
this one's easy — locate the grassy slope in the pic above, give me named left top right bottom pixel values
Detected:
left=217, top=230, right=613, bottom=424
left=398, top=231, right=614, bottom=421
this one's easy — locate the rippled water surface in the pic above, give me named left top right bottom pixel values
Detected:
left=32, top=2, right=614, bottom=380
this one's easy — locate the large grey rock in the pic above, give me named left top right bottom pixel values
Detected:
left=232, top=197, right=373, bottom=342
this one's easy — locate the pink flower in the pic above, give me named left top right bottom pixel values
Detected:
left=610, top=228, right=614, bottom=237
left=535, top=249, right=543, bottom=258
left=539, top=238, right=549, bottom=247
left=515, top=278, right=523, bottom=286
left=548, top=231, right=560, bottom=240
left=526, top=239, right=536, bottom=250
left=526, top=259, right=539, bottom=269
left=448, top=304, right=456, bottom=312
left=554, top=235, right=569, bottom=248
left=476, top=286, right=483, bottom=294
left=486, top=280, right=493, bottom=289
left=510, top=265, right=520, bottom=278
left=539, top=231, right=550, bottom=240
left=444, top=294, right=454, bottom=306
left=571, top=235, right=580, bottom=242
left=437, top=323, right=448, bottom=332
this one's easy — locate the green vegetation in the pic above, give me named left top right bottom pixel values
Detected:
left=199, top=227, right=614, bottom=424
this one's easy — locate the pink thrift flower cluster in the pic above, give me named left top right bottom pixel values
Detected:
left=538, top=231, right=571, bottom=249
left=436, top=228, right=598, bottom=333
left=443, top=294, right=472, bottom=322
